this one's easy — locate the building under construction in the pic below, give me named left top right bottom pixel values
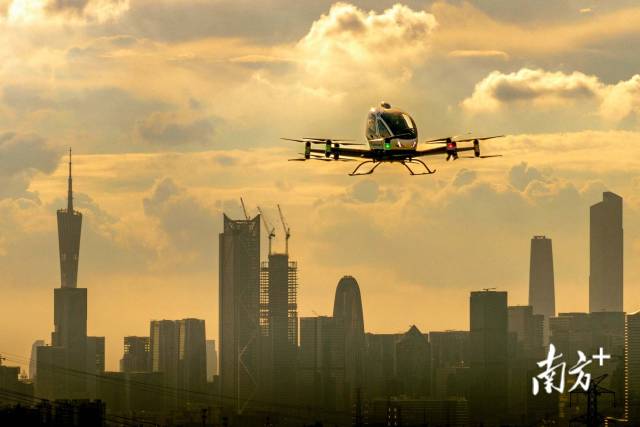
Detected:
left=258, top=205, right=299, bottom=407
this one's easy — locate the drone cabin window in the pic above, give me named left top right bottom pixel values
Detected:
left=366, top=114, right=377, bottom=139
left=377, top=119, right=391, bottom=138
left=381, top=112, right=414, bottom=137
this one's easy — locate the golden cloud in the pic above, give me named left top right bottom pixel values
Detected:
left=462, top=68, right=640, bottom=122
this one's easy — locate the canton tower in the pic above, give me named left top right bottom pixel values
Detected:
left=57, top=149, right=82, bottom=288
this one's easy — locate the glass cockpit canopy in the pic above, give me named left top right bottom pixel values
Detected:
left=381, top=112, right=416, bottom=137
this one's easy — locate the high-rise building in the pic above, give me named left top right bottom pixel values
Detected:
left=469, top=290, right=508, bottom=426
left=259, top=252, right=298, bottom=405
left=332, top=275, right=365, bottom=411
left=298, top=315, right=345, bottom=422
left=150, top=320, right=179, bottom=407
left=429, top=331, right=470, bottom=398
left=120, top=336, right=150, bottom=373
left=528, top=236, right=555, bottom=343
left=627, top=311, right=640, bottom=424
left=29, top=340, right=44, bottom=380
left=549, top=311, right=624, bottom=420
left=150, top=319, right=207, bottom=408
left=177, top=318, right=207, bottom=406
left=206, top=339, right=218, bottom=382
left=589, top=192, right=623, bottom=313
left=507, top=305, right=546, bottom=423
left=219, top=213, right=261, bottom=414
left=86, top=336, right=105, bottom=398
left=508, top=306, right=544, bottom=357
left=395, top=325, right=430, bottom=397
left=364, top=333, right=402, bottom=398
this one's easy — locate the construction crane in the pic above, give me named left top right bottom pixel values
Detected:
left=277, top=204, right=291, bottom=255
left=257, top=206, right=276, bottom=255
left=240, top=197, right=249, bottom=220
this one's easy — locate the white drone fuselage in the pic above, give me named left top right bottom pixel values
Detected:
left=365, top=103, right=418, bottom=151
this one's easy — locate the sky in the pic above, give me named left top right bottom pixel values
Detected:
left=1, top=0, right=639, bottom=372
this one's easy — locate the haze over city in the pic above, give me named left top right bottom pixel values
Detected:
left=1, top=0, right=639, bottom=384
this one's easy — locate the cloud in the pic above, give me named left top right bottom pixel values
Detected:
left=45, top=0, right=90, bottom=15
left=296, top=3, right=437, bottom=88
left=0, top=132, right=59, bottom=199
left=135, top=113, right=218, bottom=146
left=452, top=168, right=477, bottom=187
left=142, top=177, right=219, bottom=264
left=462, top=68, right=602, bottom=112
left=347, top=180, right=380, bottom=203
left=447, top=50, right=509, bottom=60
left=462, top=68, right=640, bottom=122
left=508, top=162, right=548, bottom=191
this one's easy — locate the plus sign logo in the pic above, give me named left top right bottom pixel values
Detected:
left=532, top=345, right=612, bottom=395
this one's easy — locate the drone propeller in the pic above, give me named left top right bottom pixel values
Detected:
left=460, top=154, right=503, bottom=159
left=455, top=135, right=505, bottom=143
left=425, top=132, right=472, bottom=143
left=281, top=137, right=363, bottom=146
left=289, top=153, right=356, bottom=162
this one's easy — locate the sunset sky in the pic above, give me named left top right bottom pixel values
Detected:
left=1, top=0, right=639, bottom=372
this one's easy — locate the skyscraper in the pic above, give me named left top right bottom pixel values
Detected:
left=259, top=252, right=298, bottom=405
left=395, top=325, right=430, bottom=397
left=528, top=236, right=555, bottom=343
left=120, top=336, right=150, bottom=373
left=150, top=319, right=179, bottom=405
left=590, top=192, right=623, bottom=313
left=150, top=319, right=207, bottom=408
left=333, top=275, right=365, bottom=411
left=29, top=340, right=44, bottom=380
left=219, top=213, right=261, bottom=414
left=469, top=290, right=508, bottom=426
left=298, top=315, right=345, bottom=420
left=177, top=318, right=207, bottom=406
left=627, top=311, right=640, bottom=424
left=205, top=339, right=218, bottom=382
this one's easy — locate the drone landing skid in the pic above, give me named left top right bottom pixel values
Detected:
left=349, top=160, right=382, bottom=176
left=402, top=159, right=436, bottom=176
left=348, top=158, right=436, bottom=176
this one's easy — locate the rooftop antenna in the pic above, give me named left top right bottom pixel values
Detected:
left=67, top=148, right=73, bottom=212
left=277, top=204, right=291, bottom=255
left=257, top=206, right=276, bottom=255
left=240, top=197, right=249, bottom=220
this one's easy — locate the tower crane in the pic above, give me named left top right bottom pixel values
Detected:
left=240, top=197, right=250, bottom=220
left=257, top=206, right=276, bottom=255
left=277, top=204, right=291, bottom=255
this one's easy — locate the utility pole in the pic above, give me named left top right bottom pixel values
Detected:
left=277, top=204, right=291, bottom=255
left=570, top=374, right=615, bottom=427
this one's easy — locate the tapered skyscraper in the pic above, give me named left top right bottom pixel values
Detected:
left=528, top=236, right=555, bottom=343
left=589, top=192, right=623, bottom=312
left=333, top=276, right=365, bottom=411
left=57, top=149, right=82, bottom=288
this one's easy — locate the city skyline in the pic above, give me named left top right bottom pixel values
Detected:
left=1, top=0, right=640, bottom=378
left=1, top=169, right=637, bottom=373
